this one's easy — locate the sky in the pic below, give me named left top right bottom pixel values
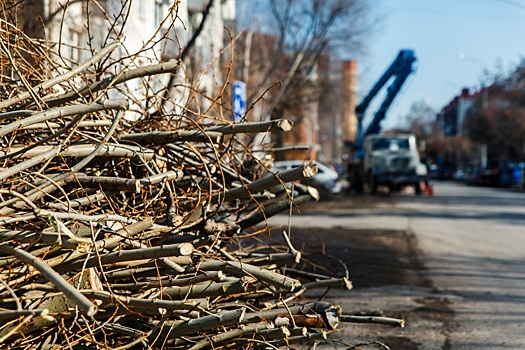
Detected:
left=360, top=0, right=525, bottom=129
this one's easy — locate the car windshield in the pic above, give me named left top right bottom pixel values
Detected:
left=372, top=138, right=410, bottom=151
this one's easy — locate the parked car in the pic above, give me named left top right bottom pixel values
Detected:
left=453, top=166, right=477, bottom=182
left=465, top=167, right=482, bottom=186
left=428, top=164, right=440, bottom=179
left=428, top=164, right=454, bottom=180
left=480, top=160, right=523, bottom=187
left=452, top=168, right=466, bottom=181
left=271, top=160, right=342, bottom=197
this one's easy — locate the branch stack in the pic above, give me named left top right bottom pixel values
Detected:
left=0, top=22, right=403, bottom=349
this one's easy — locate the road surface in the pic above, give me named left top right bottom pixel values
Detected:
left=268, top=181, right=525, bottom=349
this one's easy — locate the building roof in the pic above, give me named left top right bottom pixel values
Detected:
left=440, top=88, right=479, bottom=114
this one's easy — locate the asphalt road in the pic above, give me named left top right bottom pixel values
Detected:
left=410, top=181, right=525, bottom=349
left=268, top=181, right=525, bottom=349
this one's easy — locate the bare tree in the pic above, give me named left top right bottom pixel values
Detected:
left=465, top=105, right=525, bottom=161
left=403, top=100, right=436, bottom=140
left=233, top=0, right=373, bottom=162
left=464, top=64, right=525, bottom=162
left=237, top=0, right=372, bottom=121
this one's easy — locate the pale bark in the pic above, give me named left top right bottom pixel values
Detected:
left=63, top=242, right=194, bottom=270
left=205, top=118, right=293, bottom=134
left=109, top=271, right=224, bottom=291
left=155, top=308, right=246, bottom=340
left=186, top=259, right=301, bottom=292
left=0, top=244, right=97, bottom=317
left=209, top=162, right=318, bottom=204
left=0, top=99, right=128, bottom=138
left=43, top=59, right=182, bottom=108
left=341, top=315, right=405, bottom=328
left=0, top=144, right=155, bottom=160
left=0, top=39, right=122, bottom=110
left=119, top=130, right=223, bottom=146
left=81, top=290, right=205, bottom=311
left=161, top=279, right=258, bottom=299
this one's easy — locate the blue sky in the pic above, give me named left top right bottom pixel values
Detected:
left=360, top=0, right=525, bottom=129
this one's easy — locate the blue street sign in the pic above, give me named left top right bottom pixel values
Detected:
left=233, top=81, right=246, bottom=122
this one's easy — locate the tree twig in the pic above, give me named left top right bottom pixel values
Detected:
left=0, top=244, right=97, bottom=317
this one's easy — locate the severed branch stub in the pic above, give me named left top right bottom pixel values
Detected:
left=208, top=161, right=318, bottom=204
left=118, top=130, right=223, bottom=146
left=185, top=259, right=301, bottom=292
left=205, top=118, right=293, bottom=134
left=341, top=315, right=405, bottom=328
left=62, top=170, right=183, bottom=193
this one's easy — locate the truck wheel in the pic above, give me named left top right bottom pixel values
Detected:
left=349, top=169, right=364, bottom=194
left=369, top=175, right=377, bottom=194
left=414, top=182, right=422, bottom=195
left=367, top=174, right=377, bottom=194
left=352, top=178, right=364, bottom=193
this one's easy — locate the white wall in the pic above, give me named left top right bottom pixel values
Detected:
left=44, top=0, right=235, bottom=120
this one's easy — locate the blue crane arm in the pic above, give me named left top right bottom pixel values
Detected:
left=355, top=49, right=416, bottom=149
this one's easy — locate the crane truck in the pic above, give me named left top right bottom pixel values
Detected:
left=347, top=49, right=428, bottom=194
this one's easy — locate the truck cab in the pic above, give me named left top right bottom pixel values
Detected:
left=363, top=134, right=427, bottom=194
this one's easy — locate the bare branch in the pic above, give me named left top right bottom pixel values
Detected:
left=0, top=244, right=97, bottom=317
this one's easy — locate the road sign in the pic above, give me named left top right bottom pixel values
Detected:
left=233, top=81, right=246, bottom=122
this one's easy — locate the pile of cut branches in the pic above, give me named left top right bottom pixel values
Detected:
left=0, top=19, right=402, bottom=349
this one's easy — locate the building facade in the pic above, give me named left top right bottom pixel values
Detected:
left=437, top=88, right=476, bottom=137
left=317, top=56, right=359, bottom=165
left=10, top=0, right=235, bottom=119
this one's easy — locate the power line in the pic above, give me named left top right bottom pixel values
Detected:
left=389, top=5, right=524, bottom=22
left=492, top=0, right=525, bottom=10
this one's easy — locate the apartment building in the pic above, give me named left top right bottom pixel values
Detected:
left=437, top=88, right=476, bottom=137
left=10, top=0, right=235, bottom=118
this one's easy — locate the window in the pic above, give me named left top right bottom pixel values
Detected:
left=69, top=29, right=80, bottom=63
left=154, top=0, right=162, bottom=27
